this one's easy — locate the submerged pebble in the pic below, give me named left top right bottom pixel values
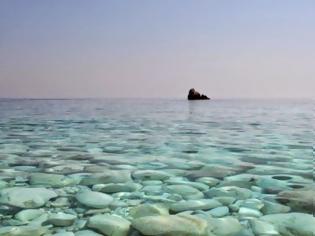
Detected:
left=0, top=187, right=57, bottom=208
left=29, top=173, right=77, bottom=187
left=170, top=199, right=221, bottom=212
left=206, top=186, right=252, bottom=199
left=260, top=213, right=315, bottom=236
left=87, top=214, right=131, bottom=236
left=207, top=216, right=243, bottom=236
left=75, top=190, right=113, bottom=209
left=75, top=230, right=102, bottom=236
left=165, top=185, right=204, bottom=200
left=0, top=225, right=48, bottom=236
left=132, top=170, right=172, bottom=181
left=46, top=212, right=77, bottom=226
left=132, top=214, right=209, bottom=236
left=206, top=206, right=229, bottom=217
left=15, top=209, right=45, bottom=222
left=130, top=203, right=169, bottom=218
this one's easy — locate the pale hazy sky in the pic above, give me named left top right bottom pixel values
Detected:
left=0, top=0, right=314, bottom=99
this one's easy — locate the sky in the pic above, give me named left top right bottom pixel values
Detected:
left=0, top=0, right=314, bottom=99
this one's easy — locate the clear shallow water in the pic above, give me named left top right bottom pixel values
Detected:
left=0, top=98, right=314, bottom=235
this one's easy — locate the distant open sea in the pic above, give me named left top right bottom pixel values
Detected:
left=0, top=98, right=314, bottom=234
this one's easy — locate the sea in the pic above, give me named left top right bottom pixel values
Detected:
left=0, top=98, right=314, bottom=235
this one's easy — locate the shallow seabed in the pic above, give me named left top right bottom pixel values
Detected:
left=0, top=98, right=314, bottom=236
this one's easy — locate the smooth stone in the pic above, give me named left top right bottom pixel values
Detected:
left=115, top=192, right=145, bottom=200
left=132, top=170, right=172, bottom=181
left=251, top=186, right=263, bottom=193
left=249, top=219, right=279, bottom=235
left=163, top=168, right=187, bottom=176
left=143, top=195, right=177, bottom=203
left=29, top=173, right=77, bottom=187
left=0, top=187, right=57, bottom=208
left=84, top=165, right=111, bottom=173
left=165, top=185, right=204, bottom=200
left=85, top=208, right=111, bottom=216
left=195, top=177, right=219, bottom=187
left=76, top=191, right=113, bottom=209
left=213, top=197, right=236, bottom=206
left=46, top=163, right=85, bottom=174
left=1, top=219, right=25, bottom=226
left=261, top=200, right=290, bottom=214
left=180, top=182, right=209, bottom=192
left=52, top=233, right=75, bottom=236
left=166, top=160, right=203, bottom=170
left=63, top=186, right=81, bottom=194
left=0, top=225, right=48, bottom=236
left=73, top=219, right=87, bottom=231
left=240, top=199, right=264, bottom=210
left=93, top=183, right=141, bottom=193
left=224, top=173, right=257, bottom=183
left=0, top=205, right=20, bottom=216
left=132, top=214, right=209, bottom=236
left=233, top=228, right=255, bottom=236
left=0, top=180, right=8, bottom=189
left=221, top=174, right=257, bottom=188
left=141, top=180, right=163, bottom=186
left=142, top=185, right=162, bottom=195
left=256, top=177, right=290, bottom=194
left=170, top=199, right=222, bottom=213
left=112, top=164, right=137, bottom=170
left=206, top=186, right=252, bottom=200
left=15, top=209, right=45, bottom=222
left=130, top=204, right=169, bottom=218
left=28, top=213, right=49, bottom=226
left=248, top=165, right=311, bottom=178
left=87, top=214, right=131, bottom=236
left=261, top=213, right=315, bottom=236
left=112, top=207, right=129, bottom=218
left=75, top=230, right=102, bottom=236
left=137, top=162, right=168, bottom=170
left=46, top=212, right=77, bottom=226
left=110, top=200, right=128, bottom=209
left=207, top=216, right=243, bottom=236
left=219, top=180, right=253, bottom=189
left=238, top=207, right=262, bottom=218
left=51, top=197, right=70, bottom=207
left=187, top=165, right=240, bottom=179
left=277, top=189, right=315, bottom=213
left=165, top=178, right=209, bottom=191
left=230, top=200, right=245, bottom=210
left=207, top=206, right=229, bottom=217
left=80, top=171, right=132, bottom=185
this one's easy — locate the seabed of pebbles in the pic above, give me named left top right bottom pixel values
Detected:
left=0, top=153, right=314, bottom=236
left=0, top=100, right=314, bottom=236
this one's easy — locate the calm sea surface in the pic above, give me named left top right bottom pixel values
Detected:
left=0, top=99, right=313, bottom=162
left=0, top=98, right=314, bottom=234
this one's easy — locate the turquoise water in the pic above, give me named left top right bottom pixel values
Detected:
left=0, top=99, right=314, bottom=235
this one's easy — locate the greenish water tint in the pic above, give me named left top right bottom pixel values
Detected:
left=0, top=99, right=314, bottom=235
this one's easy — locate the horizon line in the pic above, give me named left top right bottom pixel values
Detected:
left=0, top=97, right=314, bottom=101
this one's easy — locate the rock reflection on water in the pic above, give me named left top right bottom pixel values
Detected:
left=0, top=99, right=314, bottom=236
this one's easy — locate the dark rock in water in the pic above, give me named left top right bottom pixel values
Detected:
left=277, top=189, right=315, bottom=214
left=187, top=88, right=210, bottom=100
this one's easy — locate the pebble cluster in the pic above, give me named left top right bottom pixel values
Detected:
left=0, top=153, right=314, bottom=236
